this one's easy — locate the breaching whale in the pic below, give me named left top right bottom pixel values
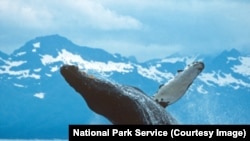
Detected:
left=153, top=61, right=205, bottom=107
left=60, top=65, right=177, bottom=124
left=60, top=61, right=204, bottom=125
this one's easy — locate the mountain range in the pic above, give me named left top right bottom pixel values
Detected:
left=0, top=34, right=249, bottom=139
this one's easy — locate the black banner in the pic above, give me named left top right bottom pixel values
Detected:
left=69, top=125, right=249, bottom=140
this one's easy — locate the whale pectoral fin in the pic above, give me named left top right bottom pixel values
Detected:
left=155, top=98, right=169, bottom=108
left=158, top=101, right=169, bottom=108
left=177, top=70, right=183, bottom=73
left=186, top=82, right=193, bottom=90
left=159, top=84, right=164, bottom=89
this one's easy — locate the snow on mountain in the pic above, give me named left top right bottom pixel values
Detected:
left=34, top=92, right=45, bottom=99
left=232, top=56, right=250, bottom=77
left=40, top=49, right=134, bottom=73
left=0, top=58, right=40, bottom=79
left=199, top=69, right=250, bottom=88
left=0, top=34, right=249, bottom=139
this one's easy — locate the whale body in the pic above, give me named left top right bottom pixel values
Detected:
left=60, top=61, right=204, bottom=125
left=60, top=65, right=177, bottom=125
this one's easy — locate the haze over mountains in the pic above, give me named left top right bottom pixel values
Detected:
left=0, top=35, right=249, bottom=139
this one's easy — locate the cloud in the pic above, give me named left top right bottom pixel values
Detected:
left=0, top=0, right=53, bottom=28
left=62, top=0, right=142, bottom=30
left=0, top=0, right=250, bottom=61
left=0, top=0, right=142, bottom=30
left=63, top=0, right=250, bottom=60
left=0, top=0, right=142, bottom=54
left=86, top=39, right=184, bottom=61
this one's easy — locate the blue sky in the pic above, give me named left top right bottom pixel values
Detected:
left=0, top=0, right=250, bottom=62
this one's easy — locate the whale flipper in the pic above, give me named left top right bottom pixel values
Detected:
left=153, top=61, right=205, bottom=108
left=60, top=65, right=178, bottom=125
left=177, top=70, right=183, bottom=73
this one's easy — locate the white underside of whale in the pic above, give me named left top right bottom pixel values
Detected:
left=153, top=62, right=204, bottom=106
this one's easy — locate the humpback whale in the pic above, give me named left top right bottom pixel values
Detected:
left=60, top=61, right=204, bottom=125
left=153, top=61, right=205, bottom=107
left=60, top=65, right=177, bottom=124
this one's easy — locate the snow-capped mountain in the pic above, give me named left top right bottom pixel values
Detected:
left=0, top=35, right=249, bottom=139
